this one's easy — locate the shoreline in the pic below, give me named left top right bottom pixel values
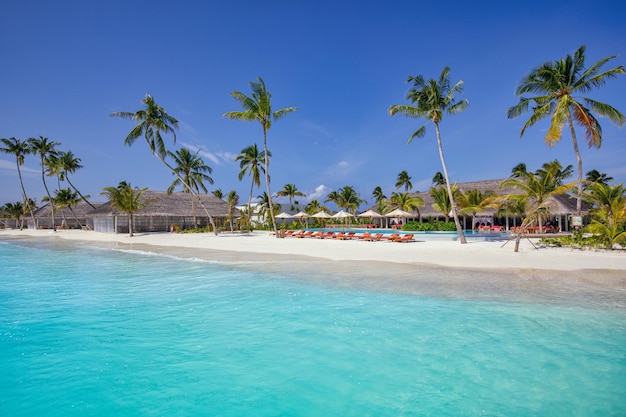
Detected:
left=3, top=229, right=626, bottom=307
left=2, top=228, right=625, bottom=272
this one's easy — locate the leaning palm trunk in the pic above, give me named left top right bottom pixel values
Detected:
left=17, top=165, right=36, bottom=228
left=155, top=154, right=218, bottom=235
left=566, top=113, right=584, bottom=216
left=66, top=176, right=96, bottom=209
left=262, top=129, right=278, bottom=237
left=435, top=124, right=467, bottom=244
left=41, top=171, right=56, bottom=231
left=247, top=181, right=254, bottom=233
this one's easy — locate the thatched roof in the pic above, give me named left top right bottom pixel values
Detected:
left=371, top=178, right=589, bottom=218
left=33, top=201, right=105, bottom=218
left=87, top=191, right=235, bottom=218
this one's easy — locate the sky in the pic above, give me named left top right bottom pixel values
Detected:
left=2, top=0, right=625, bottom=211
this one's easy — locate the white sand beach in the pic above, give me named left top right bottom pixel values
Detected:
left=2, top=228, right=625, bottom=273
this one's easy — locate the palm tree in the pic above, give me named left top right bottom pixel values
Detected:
left=325, top=186, right=365, bottom=214
left=0, top=137, right=36, bottom=227
left=2, top=202, right=24, bottom=229
left=585, top=183, right=626, bottom=249
left=226, top=190, right=240, bottom=232
left=586, top=169, right=613, bottom=185
left=371, top=186, right=386, bottom=203
left=276, top=183, right=305, bottom=210
left=457, top=189, right=496, bottom=230
left=507, top=45, right=625, bottom=216
left=389, top=67, right=469, bottom=243
left=500, top=164, right=574, bottom=242
left=395, top=170, right=413, bottom=192
left=50, top=188, right=83, bottom=228
left=224, top=77, right=298, bottom=237
left=256, top=191, right=277, bottom=227
left=167, top=148, right=213, bottom=228
left=56, top=150, right=95, bottom=208
left=111, top=94, right=218, bottom=234
left=29, top=136, right=60, bottom=230
left=535, top=160, right=573, bottom=188
left=212, top=189, right=224, bottom=200
left=235, top=143, right=269, bottom=232
left=511, top=163, right=528, bottom=178
left=101, top=182, right=148, bottom=237
left=389, top=191, right=423, bottom=213
left=432, top=171, right=446, bottom=186
left=430, top=185, right=458, bottom=222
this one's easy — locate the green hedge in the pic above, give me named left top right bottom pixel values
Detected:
left=403, top=220, right=456, bottom=232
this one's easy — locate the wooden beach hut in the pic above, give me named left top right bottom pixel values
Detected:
left=87, top=190, right=235, bottom=234
left=28, top=201, right=104, bottom=230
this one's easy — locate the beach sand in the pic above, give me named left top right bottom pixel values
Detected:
left=2, top=228, right=625, bottom=306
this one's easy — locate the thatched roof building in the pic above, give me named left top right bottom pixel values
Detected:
left=87, top=191, right=236, bottom=233
left=372, top=178, right=589, bottom=231
left=28, top=201, right=105, bottom=230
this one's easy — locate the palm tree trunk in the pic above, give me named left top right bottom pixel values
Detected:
left=66, top=176, right=96, bottom=209
left=40, top=164, right=56, bottom=231
left=434, top=123, right=467, bottom=244
left=15, top=161, right=37, bottom=228
left=567, top=113, right=583, bottom=216
left=128, top=212, right=133, bottom=237
left=262, top=128, right=278, bottom=237
left=247, top=181, right=254, bottom=233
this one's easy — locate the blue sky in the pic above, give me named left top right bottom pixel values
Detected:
left=2, top=0, right=625, bottom=210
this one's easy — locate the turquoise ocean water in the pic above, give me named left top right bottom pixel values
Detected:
left=1, top=237, right=625, bottom=416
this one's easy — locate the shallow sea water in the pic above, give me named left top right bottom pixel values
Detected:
left=1, top=237, right=625, bottom=416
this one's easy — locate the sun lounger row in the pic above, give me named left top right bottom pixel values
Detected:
left=282, top=230, right=415, bottom=242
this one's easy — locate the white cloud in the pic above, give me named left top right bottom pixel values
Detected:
left=178, top=141, right=234, bottom=166
left=0, top=158, right=39, bottom=174
left=306, top=184, right=330, bottom=202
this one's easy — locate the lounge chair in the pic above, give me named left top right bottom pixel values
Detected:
left=296, top=231, right=313, bottom=238
left=320, top=231, right=335, bottom=239
left=337, top=231, right=356, bottom=240
left=380, top=233, right=400, bottom=241
left=356, top=232, right=372, bottom=240
left=365, top=233, right=384, bottom=241
left=309, top=231, right=324, bottom=238
left=393, top=234, right=415, bottom=243
left=334, top=232, right=346, bottom=239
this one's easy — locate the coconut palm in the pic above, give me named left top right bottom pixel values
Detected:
left=430, top=185, right=459, bottom=222
left=236, top=143, right=269, bottom=232
left=507, top=45, right=625, bottom=216
left=371, top=186, right=386, bottom=203
left=256, top=191, right=278, bottom=227
left=389, top=191, right=423, bottom=213
left=226, top=190, right=240, bottom=232
left=389, top=67, right=469, bottom=243
left=276, top=183, right=305, bottom=210
left=212, top=189, right=224, bottom=200
left=585, top=169, right=613, bottom=186
left=325, top=186, right=365, bottom=214
left=535, top=160, right=573, bottom=188
left=2, top=202, right=24, bottom=229
left=395, top=170, right=413, bottom=192
left=1, top=137, right=37, bottom=226
left=432, top=171, right=446, bottom=186
left=500, top=164, right=574, bottom=235
left=56, top=150, right=95, bottom=208
left=585, top=182, right=625, bottom=228
left=111, top=94, right=218, bottom=234
left=167, top=148, right=213, bottom=228
left=511, top=163, right=528, bottom=178
left=101, top=182, right=148, bottom=237
left=29, top=136, right=60, bottom=230
left=224, top=77, right=298, bottom=237
left=50, top=188, right=83, bottom=228
left=457, top=189, right=496, bottom=231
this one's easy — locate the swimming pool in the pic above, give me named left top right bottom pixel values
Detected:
left=1, top=238, right=624, bottom=416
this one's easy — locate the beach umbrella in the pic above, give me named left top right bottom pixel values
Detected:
left=312, top=210, right=332, bottom=227
left=332, top=210, right=354, bottom=229
left=358, top=209, right=383, bottom=228
left=275, top=212, right=293, bottom=225
left=384, top=208, right=413, bottom=228
left=292, top=211, right=310, bottom=228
